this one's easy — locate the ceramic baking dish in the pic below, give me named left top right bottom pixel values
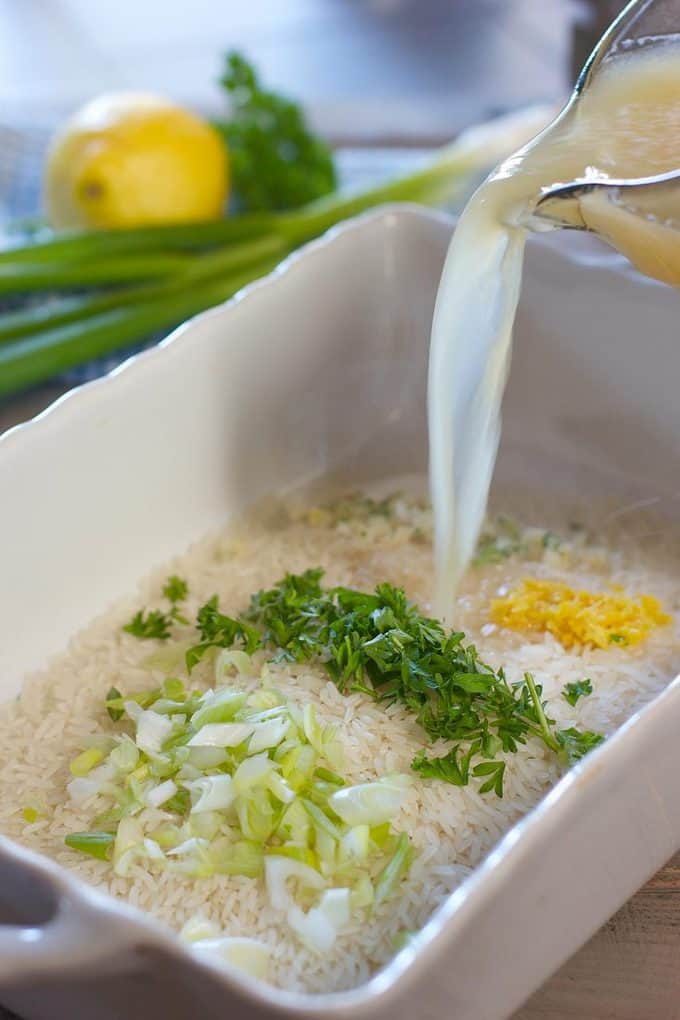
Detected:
left=0, top=205, right=679, bottom=1020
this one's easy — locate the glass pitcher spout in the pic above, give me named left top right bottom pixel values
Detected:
left=531, top=170, right=680, bottom=286
left=534, top=169, right=680, bottom=228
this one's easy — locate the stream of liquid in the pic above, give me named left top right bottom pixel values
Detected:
left=430, top=41, right=680, bottom=620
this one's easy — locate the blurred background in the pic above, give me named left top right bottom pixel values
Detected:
left=0, top=0, right=627, bottom=223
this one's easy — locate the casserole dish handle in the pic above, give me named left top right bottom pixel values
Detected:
left=0, top=838, right=136, bottom=983
left=0, top=896, right=134, bottom=982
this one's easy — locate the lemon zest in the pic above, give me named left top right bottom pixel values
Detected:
left=491, top=578, right=671, bottom=650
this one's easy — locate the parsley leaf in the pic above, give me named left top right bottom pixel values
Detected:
left=123, top=575, right=189, bottom=641
left=185, top=595, right=261, bottom=670
left=473, top=537, right=515, bottom=566
left=562, top=678, right=593, bottom=706
left=216, top=52, right=337, bottom=212
left=163, top=574, right=189, bottom=625
left=413, top=746, right=508, bottom=795
left=162, top=575, right=188, bottom=604
left=123, top=609, right=172, bottom=641
left=472, top=759, right=507, bottom=797
left=412, top=747, right=470, bottom=787
left=472, top=517, right=523, bottom=566
left=556, top=727, right=605, bottom=764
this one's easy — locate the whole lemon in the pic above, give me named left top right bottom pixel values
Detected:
left=44, top=92, right=229, bottom=230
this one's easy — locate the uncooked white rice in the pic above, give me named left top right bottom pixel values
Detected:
left=0, top=490, right=678, bottom=993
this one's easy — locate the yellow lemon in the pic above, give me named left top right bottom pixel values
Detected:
left=44, top=92, right=229, bottom=230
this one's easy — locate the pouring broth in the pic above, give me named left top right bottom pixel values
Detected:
left=430, top=42, right=680, bottom=618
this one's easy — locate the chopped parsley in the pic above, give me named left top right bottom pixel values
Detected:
left=184, top=595, right=261, bottom=671
left=124, top=569, right=604, bottom=796
left=555, top=727, right=604, bottom=762
left=473, top=518, right=565, bottom=567
left=413, top=747, right=507, bottom=797
left=123, top=609, right=173, bottom=641
left=162, top=575, right=188, bottom=605
left=324, top=492, right=397, bottom=523
left=562, top=678, right=593, bottom=706
left=123, top=575, right=189, bottom=641
left=217, top=571, right=602, bottom=793
left=472, top=515, right=523, bottom=566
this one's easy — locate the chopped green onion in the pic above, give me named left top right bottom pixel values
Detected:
left=190, top=689, right=248, bottom=730
left=287, top=903, right=337, bottom=954
left=128, top=705, right=173, bottom=756
left=146, top=779, right=178, bottom=809
left=69, top=746, right=105, bottom=777
left=189, top=935, right=270, bottom=979
left=248, top=716, right=291, bottom=753
left=351, top=874, right=374, bottom=909
left=236, top=788, right=277, bottom=842
left=162, top=677, right=186, bottom=700
left=180, top=916, right=221, bottom=943
left=314, top=767, right=344, bottom=786
left=63, top=675, right=415, bottom=951
left=112, top=817, right=145, bottom=876
left=189, top=812, right=223, bottom=842
left=266, top=845, right=318, bottom=868
left=328, top=777, right=410, bottom=827
left=187, top=722, right=254, bottom=748
left=374, top=833, right=413, bottom=905
left=233, top=753, right=275, bottom=793
left=186, top=774, right=235, bottom=814
left=339, top=824, right=371, bottom=862
left=302, top=799, right=343, bottom=842
left=65, top=830, right=115, bottom=861
left=213, top=839, right=264, bottom=878
left=105, top=686, right=125, bottom=722
left=215, top=648, right=255, bottom=680
left=187, top=746, right=229, bottom=770
left=110, top=735, right=140, bottom=773
left=264, top=855, right=325, bottom=911
left=317, top=887, right=351, bottom=927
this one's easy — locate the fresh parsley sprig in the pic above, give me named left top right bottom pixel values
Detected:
left=216, top=52, right=337, bottom=213
left=122, top=608, right=173, bottom=641
left=163, top=575, right=188, bottom=605
left=413, top=747, right=507, bottom=797
left=185, top=595, right=261, bottom=671
left=562, top=678, right=593, bottom=706
left=123, top=575, right=189, bottom=641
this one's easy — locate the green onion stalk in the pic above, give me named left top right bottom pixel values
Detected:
left=0, top=106, right=550, bottom=399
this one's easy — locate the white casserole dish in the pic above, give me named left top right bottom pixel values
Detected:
left=0, top=205, right=679, bottom=1020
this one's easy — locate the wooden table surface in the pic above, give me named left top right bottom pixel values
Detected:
left=0, top=2, right=678, bottom=1017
